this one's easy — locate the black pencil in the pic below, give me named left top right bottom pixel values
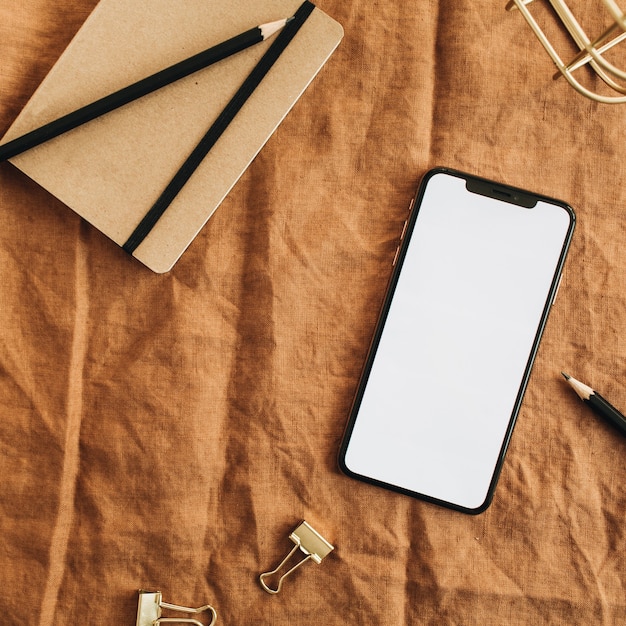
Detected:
left=0, top=18, right=291, bottom=162
left=562, top=372, right=626, bottom=437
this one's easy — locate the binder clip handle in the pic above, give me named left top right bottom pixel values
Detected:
left=259, top=521, right=334, bottom=594
left=136, top=590, right=217, bottom=626
left=259, top=541, right=312, bottom=594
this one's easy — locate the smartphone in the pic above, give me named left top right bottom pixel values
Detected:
left=339, top=167, right=575, bottom=514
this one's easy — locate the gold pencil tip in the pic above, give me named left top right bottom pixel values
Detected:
left=561, top=372, right=570, bottom=380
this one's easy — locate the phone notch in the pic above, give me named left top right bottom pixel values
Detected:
left=466, top=178, right=537, bottom=208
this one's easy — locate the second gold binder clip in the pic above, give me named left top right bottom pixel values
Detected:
left=136, top=590, right=217, bottom=626
left=259, top=521, right=334, bottom=594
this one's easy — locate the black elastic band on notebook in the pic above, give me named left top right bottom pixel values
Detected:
left=123, top=0, right=316, bottom=254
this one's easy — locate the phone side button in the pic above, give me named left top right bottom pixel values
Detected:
left=392, top=245, right=401, bottom=266
left=400, top=219, right=409, bottom=241
left=551, top=274, right=563, bottom=306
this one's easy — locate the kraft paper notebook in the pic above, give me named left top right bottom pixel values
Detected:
left=1, top=0, right=343, bottom=273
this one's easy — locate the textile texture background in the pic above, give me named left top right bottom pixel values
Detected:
left=0, top=1, right=625, bottom=624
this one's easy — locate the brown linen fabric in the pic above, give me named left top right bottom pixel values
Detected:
left=1, top=1, right=625, bottom=624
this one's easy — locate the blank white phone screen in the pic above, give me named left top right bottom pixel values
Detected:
left=343, top=172, right=572, bottom=511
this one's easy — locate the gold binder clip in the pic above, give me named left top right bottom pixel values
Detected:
left=136, top=590, right=217, bottom=626
left=259, top=521, right=334, bottom=594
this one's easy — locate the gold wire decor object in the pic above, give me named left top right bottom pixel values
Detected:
left=259, top=521, right=334, bottom=594
left=135, top=590, right=217, bottom=626
left=507, top=0, right=626, bottom=102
